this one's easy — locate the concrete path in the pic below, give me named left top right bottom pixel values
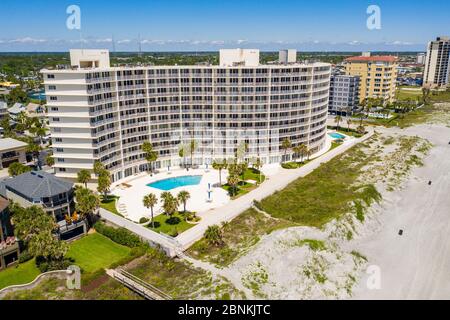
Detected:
left=176, top=129, right=375, bottom=249
left=99, top=208, right=181, bottom=257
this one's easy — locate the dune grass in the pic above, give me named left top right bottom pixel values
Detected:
left=188, top=208, right=296, bottom=267
left=257, top=142, right=381, bottom=228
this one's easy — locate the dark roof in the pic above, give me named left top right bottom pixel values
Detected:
left=2, top=171, right=73, bottom=199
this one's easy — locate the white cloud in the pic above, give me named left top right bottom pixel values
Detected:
left=8, top=37, right=47, bottom=43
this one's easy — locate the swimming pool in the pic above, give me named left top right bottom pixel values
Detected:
left=147, top=175, right=202, bottom=191
left=328, top=132, right=346, bottom=139
left=28, top=90, right=46, bottom=101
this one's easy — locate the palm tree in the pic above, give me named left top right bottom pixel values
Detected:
left=346, top=118, right=352, bottom=132
left=45, top=154, right=55, bottom=167
left=179, top=146, right=186, bottom=170
left=281, top=138, right=292, bottom=163
left=143, top=193, right=158, bottom=228
left=160, top=192, right=178, bottom=217
left=306, top=146, right=313, bottom=161
left=75, top=187, right=100, bottom=220
left=93, top=160, right=105, bottom=176
left=204, top=225, right=223, bottom=246
left=77, top=169, right=91, bottom=188
left=253, top=157, right=262, bottom=184
left=142, top=141, right=158, bottom=174
left=227, top=174, right=240, bottom=197
left=334, top=115, right=342, bottom=130
left=177, top=191, right=190, bottom=213
left=189, top=139, right=197, bottom=168
left=212, top=160, right=227, bottom=186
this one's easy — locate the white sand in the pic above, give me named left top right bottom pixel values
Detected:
left=352, top=124, right=450, bottom=299
left=219, top=124, right=450, bottom=300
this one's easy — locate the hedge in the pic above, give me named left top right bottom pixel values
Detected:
left=94, top=221, right=144, bottom=248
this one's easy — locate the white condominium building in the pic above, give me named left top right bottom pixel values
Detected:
left=423, top=36, right=450, bottom=88
left=42, top=49, right=331, bottom=183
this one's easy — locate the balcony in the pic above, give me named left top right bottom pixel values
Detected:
left=0, top=237, right=19, bottom=256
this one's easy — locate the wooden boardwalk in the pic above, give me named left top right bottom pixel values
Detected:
left=106, top=268, right=172, bottom=300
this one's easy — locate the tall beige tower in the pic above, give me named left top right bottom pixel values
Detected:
left=423, top=36, right=450, bottom=88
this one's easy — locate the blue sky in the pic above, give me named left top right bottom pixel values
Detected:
left=0, top=0, right=449, bottom=52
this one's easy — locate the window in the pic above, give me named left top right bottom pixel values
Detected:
left=58, top=168, right=66, bottom=172
left=47, top=74, right=55, bottom=79
left=48, top=85, right=56, bottom=90
left=55, top=138, right=62, bottom=142
left=51, top=107, right=59, bottom=111
left=49, top=96, right=57, bottom=101
left=52, top=117, right=60, bottom=122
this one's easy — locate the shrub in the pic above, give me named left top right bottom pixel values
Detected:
left=166, top=216, right=181, bottom=225
left=18, top=250, right=33, bottom=263
left=94, top=221, right=143, bottom=248
left=281, top=162, right=299, bottom=169
left=35, top=256, right=74, bottom=273
left=139, top=217, right=149, bottom=224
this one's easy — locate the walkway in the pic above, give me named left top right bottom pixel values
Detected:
left=99, top=208, right=182, bottom=257
left=106, top=268, right=172, bottom=300
left=176, top=129, right=375, bottom=248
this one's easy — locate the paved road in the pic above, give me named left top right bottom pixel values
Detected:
left=176, top=129, right=375, bottom=249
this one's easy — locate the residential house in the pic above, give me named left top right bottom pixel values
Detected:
left=0, top=171, right=87, bottom=240
left=0, top=101, right=8, bottom=121
left=0, top=197, right=20, bottom=270
left=8, top=103, right=26, bottom=121
left=0, top=138, right=27, bottom=169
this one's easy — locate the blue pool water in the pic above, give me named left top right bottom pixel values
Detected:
left=147, top=175, right=202, bottom=191
left=329, top=132, right=346, bottom=139
left=28, top=90, right=46, bottom=101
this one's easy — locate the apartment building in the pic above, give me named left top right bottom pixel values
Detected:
left=42, top=49, right=331, bottom=183
left=328, top=74, right=360, bottom=115
left=344, top=54, right=398, bottom=103
left=423, top=36, right=450, bottom=88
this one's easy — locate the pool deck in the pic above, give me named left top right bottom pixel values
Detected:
left=112, top=168, right=230, bottom=222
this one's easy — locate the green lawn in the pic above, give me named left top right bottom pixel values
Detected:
left=66, top=233, right=131, bottom=273
left=0, top=259, right=40, bottom=290
left=241, top=168, right=266, bottom=184
left=221, top=168, right=266, bottom=199
left=100, top=195, right=122, bottom=216
left=148, top=212, right=194, bottom=237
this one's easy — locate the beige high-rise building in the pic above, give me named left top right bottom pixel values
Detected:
left=423, top=36, right=450, bottom=88
left=344, top=55, right=398, bottom=103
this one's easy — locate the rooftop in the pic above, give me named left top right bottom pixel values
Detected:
left=345, top=55, right=398, bottom=63
left=2, top=171, right=73, bottom=199
left=0, top=138, right=27, bottom=151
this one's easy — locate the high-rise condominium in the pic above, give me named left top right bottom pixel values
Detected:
left=344, top=53, right=398, bottom=103
left=42, top=49, right=331, bottom=183
left=423, top=36, right=450, bottom=88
